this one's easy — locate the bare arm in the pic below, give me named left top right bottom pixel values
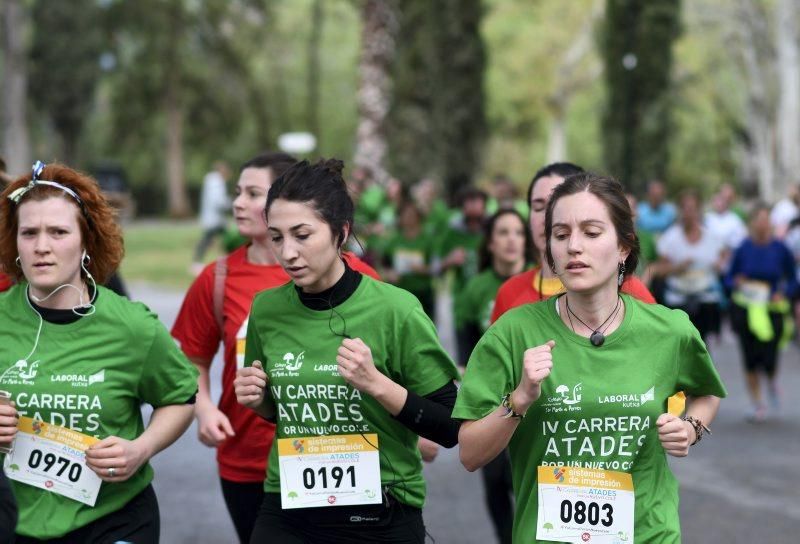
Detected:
left=459, top=341, right=555, bottom=472
left=189, top=356, right=235, bottom=447
left=86, top=403, right=194, bottom=482
left=657, top=394, right=721, bottom=457
left=458, top=405, right=523, bottom=472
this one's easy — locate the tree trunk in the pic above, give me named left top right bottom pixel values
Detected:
left=737, top=0, right=777, bottom=201
left=353, top=0, right=397, bottom=185
left=163, top=3, right=190, bottom=218
left=775, top=0, right=800, bottom=196
left=546, top=104, right=567, bottom=163
left=546, top=0, right=603, bottom=164
left=2, top=0, right=31, bottom=176
left=306, top=0, right=324, bottom=145
left=165, top=78, right=190, bottom=217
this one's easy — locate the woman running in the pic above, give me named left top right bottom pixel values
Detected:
left=0, top=162, right=198, bottom=543
left=456, top=208, right=531, bottom=544
left=455, top=172, right=726, bottom=544
left=655, top=190, right=727, bottom=341
left=172, top=152, right=379, bottom=543
left=726, top=203, right=797, bottom=422
left=235, top=158, right=460, bottom=543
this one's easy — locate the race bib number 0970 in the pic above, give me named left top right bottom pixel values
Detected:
left=3, top=417, right=102, bottom=506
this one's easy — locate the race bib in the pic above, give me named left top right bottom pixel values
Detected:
left=737, top=280, right=771, bottom=304
left=277, top=434, right=382, bottom=509
left=3, top=417, right=102, bottom=506
left=536, top=466, right=634, bottom=543
left=393, top=249, right=425, bottom=276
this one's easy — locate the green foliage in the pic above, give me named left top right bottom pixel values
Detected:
left=481, top=0, right=604, bottom=185
left=29, top=0, right=105, bottom=164
left=600, top=0, right=682, bottom=193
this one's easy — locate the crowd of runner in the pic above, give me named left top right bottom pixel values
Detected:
left=0, top=151, right=797, bottom=543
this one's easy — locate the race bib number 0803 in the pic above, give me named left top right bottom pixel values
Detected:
left=536, top=465, right=635, bottom=543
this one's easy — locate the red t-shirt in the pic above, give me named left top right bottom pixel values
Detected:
left=490, top=267, right=656, bottom=324
left=171, top=246, right=379, bottom=482
left=0, top=273, right=12, bottom=293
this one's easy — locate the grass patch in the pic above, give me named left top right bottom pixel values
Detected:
left=120, top=220, right=224, bottom=291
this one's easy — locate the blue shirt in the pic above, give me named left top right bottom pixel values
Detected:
left=637, top=201, right=677, bottom=234
left=725, top=238, right=798, bottom=299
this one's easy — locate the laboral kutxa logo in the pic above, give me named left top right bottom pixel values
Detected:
left=542, top=382, right=583, bottom=413
left=597, top=386, right=655, bottom=408
left=0, top=359, right=40, bottom=386
left=50, top=369, right=106, bottom=388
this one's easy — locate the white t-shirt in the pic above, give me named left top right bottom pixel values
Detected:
left=657, top=225, right=725, bottom=305
left=704, top=210, right=747, bottom=250
left=770, top=198, right=798, bottom=236
left=199, top=171, right=229, bottom=229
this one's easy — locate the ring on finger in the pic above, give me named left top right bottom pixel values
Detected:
left=107, top=467, right=116, bottom=477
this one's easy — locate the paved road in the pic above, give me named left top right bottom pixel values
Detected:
left=133, top=283, right=799, bottom=544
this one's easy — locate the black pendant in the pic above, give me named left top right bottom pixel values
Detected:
left=590, top=331, right=605, bottom=347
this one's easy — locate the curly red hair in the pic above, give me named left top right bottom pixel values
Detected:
left=0, top=163, right=124, bottom=284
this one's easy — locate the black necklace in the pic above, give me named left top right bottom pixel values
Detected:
left=564, top=295, right=622, bottom=347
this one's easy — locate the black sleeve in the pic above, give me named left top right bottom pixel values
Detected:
left=393, top=381, right=461, bottom=448
left=0, top=469, right=17, bottom=542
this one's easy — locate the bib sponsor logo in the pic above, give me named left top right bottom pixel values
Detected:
left=50, top=370, right=105, bottom=388
left=0, top=359, right=40, bottom=386
left=543, top=383, right=583, bottom=413
left=597, top=386, right=654, bottom=408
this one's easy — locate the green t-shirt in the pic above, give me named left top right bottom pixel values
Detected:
left=434, top=226, right=483, bottom=296
left=0, top=284, right=199, bottom=539
left=245, top=276, right=460, bottom=508
left=454, top=269, right=505, bottom=331
left=382, top=231, right=433, bottom=297
left=423, top=200, right=454, bottom=238
left=453, top=294, right=727, bottom=543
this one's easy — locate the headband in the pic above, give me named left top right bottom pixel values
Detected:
left=7, top=162, right=92, bottom=227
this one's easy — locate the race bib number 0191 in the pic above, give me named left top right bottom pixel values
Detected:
left=536, top=466, right=634, bottom=543
left=3, top=417, right=102, bottom=506
left=278, top=434, right=381, bottom=509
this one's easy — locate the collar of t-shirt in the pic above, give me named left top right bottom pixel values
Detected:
left=30, top=285, right=99, bottom=325
left=295, top=259, right=363, bottom=310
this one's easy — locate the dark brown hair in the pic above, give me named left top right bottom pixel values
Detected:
left=478, top=209, right=533, bottom=271
left=0, top=163, right=124, bottom=284
left=544, top=172, right=639, bottom=277
left=266, top=158, right=353, bottom=249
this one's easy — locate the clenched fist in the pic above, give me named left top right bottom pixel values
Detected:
left=511, top=340, right=555, bottom=415
left=336, top=338, right=382, bottom=396
left=656, top=413, right=694, bottom=457
left=235, top=360, right=268, bottom=410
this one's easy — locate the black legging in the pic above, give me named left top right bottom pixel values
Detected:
left=481, top=449, right=513, bottom=544
left=249, top=492, right=425, bottom=544
left=14, top=484, right=159, bottom=544
left=220, top=479, right=264, bottom=544
left=731, top=304, right=784, bottom=375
